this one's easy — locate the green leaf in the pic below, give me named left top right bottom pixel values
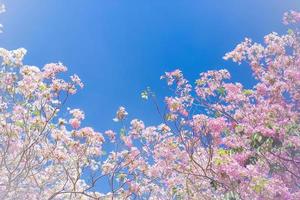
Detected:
left=243, top=89, right=253, bottom=96
left=39, top=84, right=47, bottom=91
left=252, top=178, right=267, bottom=193
left=216, top=87, right=226, bottom=96
left=287, top=29, right=294, bottom=35
left=141, top=91, right=148, bottom=100
left=214, top=111, right=222, bottom=117
left=117, top=173, right=126, bottom=181
left=195, top=79, right=205, bottom=86
left=120, top=128, right=126, bottom=137
left=32, top=109, right=40, bottom=116
left=235, top=125, right=244, bottom=133
left=16, top=121, right=24, bottom=127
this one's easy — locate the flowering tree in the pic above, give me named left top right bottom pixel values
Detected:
left=0, top=6, right=299, bottom=200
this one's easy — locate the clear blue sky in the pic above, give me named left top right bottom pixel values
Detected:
left=1, top=0, right=299, bottom=132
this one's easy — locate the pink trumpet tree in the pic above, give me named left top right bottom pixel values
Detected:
left=0, top=7, right=299, bottom=200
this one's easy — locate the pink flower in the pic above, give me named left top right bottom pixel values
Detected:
left=255, top=83, right=268, bottom=95
left=122, top=136, right=133, bottom=147
left=69, top=108, right=85, bottom=120
left=69, top=118, right=80, bottom=129
left=283, top=10, right=300, bottom=25
left=207, top=117, right=226, bottom=136
left=43, top=62, right=67, bottom=78
left=105, top=130, right=116, bottom=142
left=129, top=182, right=139, bottom=193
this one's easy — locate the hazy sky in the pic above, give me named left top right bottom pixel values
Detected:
left=1, top=0, right=299, bottom=133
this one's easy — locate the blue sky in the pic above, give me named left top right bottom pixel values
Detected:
left=1, top=0, right=299, bottom=132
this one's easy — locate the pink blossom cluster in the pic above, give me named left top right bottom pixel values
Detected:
left=283, top=10, right=300, bottom=25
